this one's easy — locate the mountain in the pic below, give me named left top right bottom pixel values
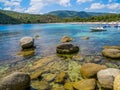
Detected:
left=47, top=10, right=109, bottom=18
left=0, top=9, right=61, bottom=24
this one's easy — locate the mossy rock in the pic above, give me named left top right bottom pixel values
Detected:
left=42, top=73, right=56, bottom=82
left=73, top=79, right=96, bottom=90
left=80, top=63, right=107, bottom=78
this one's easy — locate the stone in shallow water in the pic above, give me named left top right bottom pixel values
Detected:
left=64, top=82, right=74, bottom=90
left=30, top=70, right=42, bottom=80
left=97, top=68, right=120, bottom=89
left=31, top=81, right=49, bottom=90
left=73, top=79, right=96, bottom=90
left=72, top=55, right=84, bottom=61
left=20, top=37, right=34, bottom=49
left=55, top=72, right=66, bottom=83
left=56, top=44, right=79, bottom=54
left=0, top=72, right=30, bottom=90
left=80, top=63, right=107, bottom=78
left=102, top=46, right=120, bottom=59
left=42, top=73, right=56, bottom=82
left=61, top=36, right=73, bottom=43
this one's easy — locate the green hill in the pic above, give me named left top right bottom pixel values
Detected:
left=0, top=9, right=61, bottom=24
left=47, top=10, right=109, bottom=18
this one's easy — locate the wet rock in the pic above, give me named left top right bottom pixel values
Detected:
left=97, top=68, right=120, bottom=89
left=102, top=46, right=120, bottom=59
left=20, top=37, right=34, bottom=49
left=64, top=82, right=74, bottom=90
left=114, top=74, right=120, bottom=90
left=56, top=44, right=79, bottom=54
left=73, top=79, right=96, bottom=90
left=82, top=36, right=89, bottom=40
left=31, top=81, right=49, bottom=90
left=80, top=63, right=107, bottom=78
left=42, top=73, right=56, bottom=82
left=61, top=36, right=73, bottom=43
left=52, top=86, right=65, bottom=90
left=0, top=72, right=30, bottom=90
left=55, top=72, right=66, bottom=83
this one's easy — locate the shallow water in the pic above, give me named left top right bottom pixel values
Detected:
left=0, top=23, right=120, bottom=65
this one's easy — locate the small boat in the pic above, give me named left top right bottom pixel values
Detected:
left=91, top=27, right=107, bottom=32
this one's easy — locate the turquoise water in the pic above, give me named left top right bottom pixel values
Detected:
left=0, top=23, right=120, bottom=65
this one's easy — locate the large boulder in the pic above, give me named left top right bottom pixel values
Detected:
left=56, top=44, right=79, bottom=54
left=73, top=79, right=96, bottom=90
left=114, top=74, right=120, bottom=90
left=20, top=37, right=34, bottom=49
left=80, top=63, right=107, bottom=78
left=61, top=36, right=73, bottom=43
left=102, top=46, right=120, bottom=59
left=0, top=72, right=30, bottom=90
left=97, top=68, right=120, bottom=89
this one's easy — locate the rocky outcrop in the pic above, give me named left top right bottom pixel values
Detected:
left=61, top=36, right=73, bottom=43
left=73, top=79, right=96, bottom=90
left=0, top=72, right=30, bottom=90
left=114, top=74, right=120, bottom=90
left=97, top=68, right=120, bottom=89
left=56, top=44, right=79, bottom=54
left=80, top=63, right=107, bottom=78
left=102, top=46, right=120, bottom=59
left=20, top=37, right=34, bottom=49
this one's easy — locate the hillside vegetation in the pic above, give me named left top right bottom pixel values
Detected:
left=0, top=10, right=61, bottom=24
left=0, top=9, right=120, bottom=24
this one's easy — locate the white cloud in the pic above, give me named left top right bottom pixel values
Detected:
left=87, top=3, right=105, bottom=10
left=107, top=3, right=120, bottom=10
left=25, top=0, right=71, bottom=14
left=86, top=2, right=120, bottom=11
left=77, top=0, right=92, bottom=4
left=0, top=0, right=25, bottom=12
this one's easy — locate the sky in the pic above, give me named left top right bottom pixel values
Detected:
left=0, top=0, right=120, bottom=14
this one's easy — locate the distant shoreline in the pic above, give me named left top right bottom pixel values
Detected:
left=0, top=22, right=120, bottom=25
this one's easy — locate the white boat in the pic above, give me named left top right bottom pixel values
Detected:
left=91, top=27, right=107, bottom=32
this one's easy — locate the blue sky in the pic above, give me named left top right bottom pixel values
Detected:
left=0, top=0, right=120, bottom=14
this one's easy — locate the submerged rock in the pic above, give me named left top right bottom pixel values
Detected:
left=102, top=46, right=120, bottom=59
left=64, top=82, right=74, bottom=90
left=97, top=68, right=120, bottom=89
left=56, top=44, right=79, bottom=54
left=0, top=72, right=30, bottom=90
left=61, top=36, right=73, bottom=43
left=42, top=73, right=56, bottom=82
left=30, top=70, right=42, bottom=80
left=114, top=74, right=120, bottom=90
left=80, top=63, right=107, bottom=78
left=20, top=37, right=34, bottom=49
left=73, top=79, right=96, bottom=90
left=31, top=81, right=49, bottom=90
left=55, top=72, right=66, bottom=83
left=81, top=36, right=89, bottom=40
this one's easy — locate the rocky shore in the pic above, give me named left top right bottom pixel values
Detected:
left=0, top=36, right=120, bottom=90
